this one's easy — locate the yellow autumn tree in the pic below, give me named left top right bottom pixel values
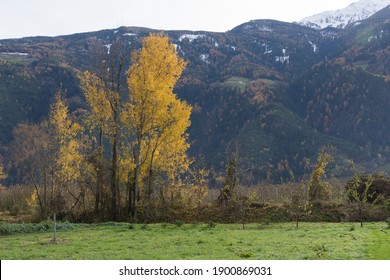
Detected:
left=308, top=147, right=333, bottom=203
left=122, top=33, right=191, bottom=221
left=50, top=92, right=83, bottom=181
left=78, top=70, right=115, bottom=216
left=10, top=92, right=84, bottom=220
left=49, top=90, right=84, bottom=214
left=143, top=97, right=191, bottom=197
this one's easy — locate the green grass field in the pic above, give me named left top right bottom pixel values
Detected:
left=221, top=77, right=250, bottom=92
left=0, top=52, right=36, bottom=65
left=0, top=222, right=389, bottom=260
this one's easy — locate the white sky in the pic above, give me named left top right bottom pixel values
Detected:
left=0, top=0, right=358, bottom=39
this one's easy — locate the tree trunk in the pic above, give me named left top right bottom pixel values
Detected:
left=43, top=167, right=48, bottom=218
left=126, top=172, right=133, bottom=215
left=110, top=122, right=118, bottom=221
left=132, top=146, right=141, bottom=223
left=117, top=176, right=121, bottom=219
left=147, top=148, right=158, bottom=201
left=147, top=166, right=154, bottom=200
left=53, top=212, right=57, bottom=243
left=94, top=127, right=103, bottom=218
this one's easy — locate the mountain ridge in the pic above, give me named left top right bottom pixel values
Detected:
left=1, top=7, right=390, bottom=183
left=301, top=0, right=390, bottom=29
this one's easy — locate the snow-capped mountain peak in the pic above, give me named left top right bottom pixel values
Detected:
left=300, top=0, right=390, bottom=29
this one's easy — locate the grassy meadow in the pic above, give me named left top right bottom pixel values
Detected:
left=1, top=222, right=389, bottom=260
left=221, top=76, right=250, bottom=91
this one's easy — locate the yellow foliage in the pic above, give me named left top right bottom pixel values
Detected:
left=26, top=189, right=39, bottom=208
left=308, top=147, right=333, bottom=202
left=57, top=139, right=83, bottom=182
left=125, top=33, right=188, bottom=136
left=49, top=90, right=84, bottom=183
left=172, top=184, right=208, bottom=209
left=123, top=33, right=192, bottom=192
left=78, top=71, right=116, bottom=136
left=118, top=151, right=136, bottom=183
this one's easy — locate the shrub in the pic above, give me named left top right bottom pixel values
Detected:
left=206, top=221, right=217, bottom=228
left=307, top=148, right=333, bottom=203
left=0, top=185, right=34, bottom=215
left=346, top=172, right=390, bottom=203
left=345, top=171, right=384, bottom=227
left=128, top=224, right=135, bottom=230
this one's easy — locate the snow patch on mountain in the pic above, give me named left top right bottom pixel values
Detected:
left=105, top=44, right=112, bottom=54
left=0, top=52, right=29, bottom=56
left=179, top=34, right=205, bottom=42
left=300, top=0, right=390, bottom=29
left=305, top=36, right=318, bottom=53
left=368, top=30, right=387, bottom=42
left=275, top=49, right=289, bottom=64
left=262, top=44, right=272, bottom=54
left=123, top=33, right=137, bottom=37
left=243, top=21, right=273, bottom=32
left=199, top=54, right=210, bottom=64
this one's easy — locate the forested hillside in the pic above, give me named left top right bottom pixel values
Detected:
left=1, top=6, right=390, bottom=185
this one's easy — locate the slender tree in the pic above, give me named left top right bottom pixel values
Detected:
left=48, top=91, right=84, bottom=217
left=12, top=122, right=52, bottom=218
left=12, top=91, right=84, bottom=219
left=79, top=71, right=112, bottom=217
left=79, top=41, right=126, bottom=220
left=218, top=146, right=240, bottom=206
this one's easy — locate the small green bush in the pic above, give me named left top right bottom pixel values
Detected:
left=206, top=221, right=217, bottom=228
left=128, top=224, right=135, bottom=230
left=346, top=172, right=390, bottom=203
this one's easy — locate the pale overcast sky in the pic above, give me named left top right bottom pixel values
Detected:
left=0, top=0, right=357, bottom=39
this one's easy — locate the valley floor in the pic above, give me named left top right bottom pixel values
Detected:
left=0, top=222, right=389, bottom=260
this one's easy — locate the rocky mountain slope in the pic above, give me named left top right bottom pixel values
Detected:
left=301, top=0, right=390, bottom=29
